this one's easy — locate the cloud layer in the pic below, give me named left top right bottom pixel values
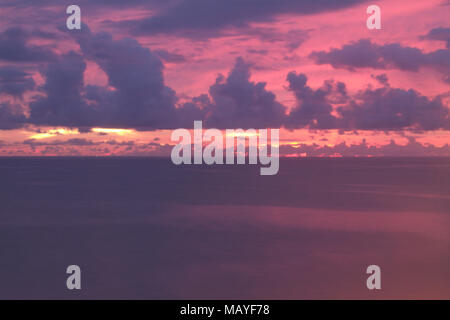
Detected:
left=128, top=0, right=367, bottom=37
left=0, top=25, right=448, bottom=132
left=309, top=39, right=450, bottom=78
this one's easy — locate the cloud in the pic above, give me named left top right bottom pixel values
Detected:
left=16, top=136, right=450, bottom=157
left=371, top=73, right=389, bottom=86
left=5, top=52, right=450, bottom=132
left=280, top=137, right=450, bottom=157
left=0, top=102, right=27, bottom=130
left=0, top=0, right=168, bottom=9
left=309, top=39, right=450, bottom=81
left=336, top=85, right=450, bottom=131
left=15, top=137, right=176, bottom=157
left=0, top=27, right=57, bottom=62
left=24, top=138, right=96, bottom=147
left=420, top=27, right=450, bottom=48
left=28, top=51, right=99, bottom=128
left=0, top=66, right=35, bottom=97
left=285, top=72, right=342, bottom=129
left=127, top=0, right=366, bottom=38
left=203, top=57, right=287, bottom=128
left=0, top=25, right=447, bottom=133
left=285, top=72, right=450, bottom=131
left=28, top=27, right=205, bottom=130
left=73, top=28, right=180, bottom=129
left=154, top=49, right=187, bottom=63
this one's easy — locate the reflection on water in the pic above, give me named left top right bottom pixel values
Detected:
left=0, top=157, right=449, bottom=299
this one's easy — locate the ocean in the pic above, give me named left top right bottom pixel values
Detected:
left=0, top=157, right=449, bottom=299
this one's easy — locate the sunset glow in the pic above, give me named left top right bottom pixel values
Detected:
left=0, top=0, right=448, bottom=156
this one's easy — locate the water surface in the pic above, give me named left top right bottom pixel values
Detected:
left=0, top=157, right=449, bottom=299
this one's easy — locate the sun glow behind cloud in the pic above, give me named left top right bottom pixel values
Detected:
left=91, top=128, right=135, bottom=136
left=29, top=128, right=79, bottom=140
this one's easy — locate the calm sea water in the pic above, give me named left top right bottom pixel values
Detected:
left=0, top=157, right=449, bottom=299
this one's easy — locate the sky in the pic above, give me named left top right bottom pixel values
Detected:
left=0, top=0, right=449, bottom=157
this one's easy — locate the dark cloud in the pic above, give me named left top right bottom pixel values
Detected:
left=285, top=72, right=450, bottom=131
left=105, top=140, right=135, bottom=146
left=74, top=28, right=180, bottom=129
left=310, top=39, right=385, bottom=70
left=247, top=49, right=269, bottom=55
left=309, top=39, right=450, bottom=78
left=203, top=57, right=287, bottom=128
left=371, top=73, right=389, bottom=86
left=4, top=51, right=450, bottom=132
left=154, top=49, right=187, bottom=63
left=336, top=86, right=450, bottom=131
left=19, top=136, right=450, bottom=157
left=420, top=27, right=450, bottom=48
left=280, top=137, right=450, bottom=157
left=24, top=138, right=139, bottom=148
left=128, top=0, right=366, bottom=37
left=0, top=24, right=447, bottom=133
left=28, top=51, right=98, bottom=127
left=0, top=0, right=169, bottom=9
left=0, top=103, right=27, bottom=130
left=285, top=72, right=342, bottom=129
left=0, top=27, right=57, bottom=62
left=30, top=28, right=62, bottom=40
left=0, top=66, right=35, bottom=97
left=24, top=138, right=96, bottom=147
left=28, top=27, right=205, bottom=130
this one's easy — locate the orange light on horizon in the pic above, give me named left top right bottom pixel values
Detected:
left=29, top=128, right=79, bottom=139
left=224, top=131, right=260, bottom=138
left=91, top=128, right=134, bottom=136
